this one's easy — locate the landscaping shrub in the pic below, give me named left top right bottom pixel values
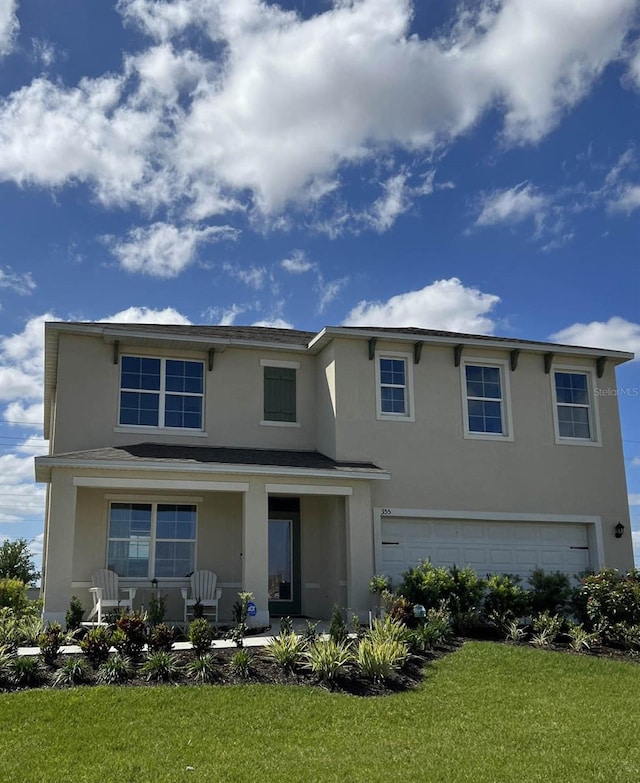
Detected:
left=574, top=569, right=640, bottom=633
left=230, top=648, right=253, bottom=678
left=140, top=651, right=182, bottom=683
left=97, top=653, right=134, bottom=685
left=147, top=623, right=175, bottom=653
left=399, top=561, right=455, bottom=608
left=53, top=657, right=90, bottom=687
left=328, top=604, right=347, bottom=644
left=264, top=631, right=305, bottom=672
left=409, top=604, right=454, bottom=652
left=367, top=616, right=410, bottom=645
left=384, top=592, right=414, bottom=626
left=186, top=653, right=218, bottom=684
left=304, top=639, right=352, bottom=682
left=530, top=611, right=564, bottom=647
left=0, top=644, right=15, bottom=690
left=38, top=622, right=65, bottom=666
left=147, top=593, right=166, bottom=626
left=79, top=626, right=112, bottom=667
left=189, top=618, right=214, bottom=656
left=113, top=611, right=147, bottom=660
left=356, top=637, right=408, bottom=682
left=449, top=565, right=485, bottom=631
left=483, top=574, right=530, bottom=624
left=65, top=596, right=84, bottom=632
left=10, top=656, right=47, bottom=688
left=567, top=623, right=601, bottom=653
left=279, top=616, right=293, bottom=634
left=17, top=615, right=45, bottom=646
left=529, top=569, right=573, bottom=615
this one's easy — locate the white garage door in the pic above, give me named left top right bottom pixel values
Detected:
left=381, top=517, right=590, bottom=587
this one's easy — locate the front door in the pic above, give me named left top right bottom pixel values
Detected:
left=268, top=512, right=301, bottom=616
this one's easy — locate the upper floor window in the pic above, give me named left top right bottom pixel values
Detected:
left=375, top=351, right=414, bottom=421
left=119, top=356, right=204, bottom=430
left=552, top=369, right=598, bottom=444
left=462, top=359, right=512, bottom=440
left=107, top=502, right=196, bottom=578
left=261, top=359, right=299, bottom=426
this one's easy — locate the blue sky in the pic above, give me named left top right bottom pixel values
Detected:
left=0, top=0, right=638, bottom=570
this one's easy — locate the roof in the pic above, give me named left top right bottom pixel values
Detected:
left=34, top=443, right=389, bottom=483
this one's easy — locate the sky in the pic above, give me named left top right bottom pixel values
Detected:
left=0, top=0, right=638, bottom=572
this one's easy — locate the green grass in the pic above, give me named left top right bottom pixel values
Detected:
left=1, top=642, right=639, bottom=782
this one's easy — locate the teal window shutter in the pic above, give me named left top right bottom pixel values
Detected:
left=264, top=367, right=296, bottom=422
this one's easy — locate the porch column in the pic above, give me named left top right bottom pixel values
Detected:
left=42, top=469, right=77, bottom=623
left=345, top=482, right=373, bottom=622
left=242, top=481, right=269, bottom=627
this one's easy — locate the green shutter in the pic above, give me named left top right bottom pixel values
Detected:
left=264, top=367, right=296, bottom=422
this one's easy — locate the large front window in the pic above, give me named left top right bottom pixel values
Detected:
left=119, top=356, right=204, bottom=429
left=107, top=502, right=196, bottom=578
left=375, top=351, right=414, bottom=421
left=462, top=359, right=511, bottom=439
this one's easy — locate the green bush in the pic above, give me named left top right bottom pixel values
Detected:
left=449, top=566, right=485, bottom=630
left=264, top=631, right=305, bottom=672
left=356, top=637, right=408, bottom=682
left=186, top=653, right=218, bottom=684
left=530, top=611, right=564, bottom=647
left=53, top=657, right=90, bottom=687
left=529, top=569, right=573, bottom=615
left=79, top=626, right=112, bottom=667
left=113, top=611, right=147, bottom=660
left=65, top=596, right=84, bottom=632
left=189, top=618, right=214, bottom=656
left=0, top=644, right=15, bottom=690
left=147, top=623, right=175, bottom=653
left=483, top=574, right=530, bottom=623
left=574, top=569, right=640, bottom=633
left=367, top=616, right=410, bottom=645
left=230, top=648, right=253, bottom=678
left=399, top=561, right=456, bottom=608
left=385, top=592, right=414, bottom=626
left=328, top=604, right=347, bottom=644
left=0, top=579, right=28, bottom=612
left=11, top=656, right=47, bottom=688
left=304, top=639, right=352, bottom=682
left=140, top=651, right=182, bottom=683
left=97, top=653, right=134, bottom=685
left=409, top=604, right=453, bottom=652
left=38, top=622, right=64, bottom=666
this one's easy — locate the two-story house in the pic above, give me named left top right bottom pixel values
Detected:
left=35, top=322, right=635, bottom=625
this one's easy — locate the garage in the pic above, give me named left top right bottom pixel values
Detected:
left=380, top=516, right=591, bottom=588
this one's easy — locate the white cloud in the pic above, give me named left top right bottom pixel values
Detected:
left=208, top=303, right=248, bottom=325
left=0, top=267, right=36, bottom=295
left=476, top=182, right=549, bottom=228
left=0, top=0, right=18, bottom=58
left=628, top=44, right=640, bottom=88
left=281, top=250, right=315, bottom=275
left=31, top=38, right=56, bottom=68
left=550, top=316, right=640, bottom=357
left=608, top=185, right=640, bottom=214
left=108, top=222, right=237, bottom=278
left=224, top=263, right=268, bottom=290
left=634, top=457, right=640, bottom=467
left=343, top=277, right=500, bottom=333
left=317, top=276, right=349, bottom=314
left=3, top=402, right=44, bottom=427
left=251, top=317, right=293, bottom=329
left=629, top=494, right=640, bottom=506
left=117, top=0, right=217, bottom=42
left=99, top=306, right=192, bottom=325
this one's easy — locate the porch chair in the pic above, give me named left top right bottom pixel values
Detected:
left=86, top=569, right=137, bottom=624
left=182, top=570, right=222, bottom=625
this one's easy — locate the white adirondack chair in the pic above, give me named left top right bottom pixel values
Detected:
left=181, top=570, right=222, bottom=625
left=86, top=569, right=137, bottom=624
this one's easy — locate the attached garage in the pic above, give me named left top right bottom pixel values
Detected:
left=379, top=515, right=592, bottom=588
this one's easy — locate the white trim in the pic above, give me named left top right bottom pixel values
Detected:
left=460, top=357, right=513, bottom=441
left=265, top=483, right=353, bottom=496
left=104, top=494, right=204, bottom=503
left=41, top=459, right=389, bottom=481
left=260, top=420, right=301, bottom=428
left=550, top=363, right=602, bottom=446
left=374, top=350, right=415, bottom=422
left=113, top=427, right=208, bottom=438
left=260, top=359, right=300, bottom=369
left=74, top=477, right=249, bottom=492
left=372, top=507, right=604, bottom=576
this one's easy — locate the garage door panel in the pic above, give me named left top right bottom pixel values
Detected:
left=381, top=517, right=590, bottom=585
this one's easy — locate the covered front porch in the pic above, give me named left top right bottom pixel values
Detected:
left=35, top=444, right=389, bottom=626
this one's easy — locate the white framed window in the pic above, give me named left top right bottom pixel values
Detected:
left=260, top=359, right=300, bottom=427
left=119, top=356, right=204, bottom=430
left=551, top=366, right=600, bottom=445
left=375, top=351, right=414, bottom=421
left=107, top=501, right=197, bottom=579
left=461, top=358, right=512, bottom=440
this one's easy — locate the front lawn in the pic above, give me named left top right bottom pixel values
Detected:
left=1, top=642, right=638, bottom=783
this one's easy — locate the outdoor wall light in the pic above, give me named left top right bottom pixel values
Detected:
left=151, top=577, right=158, bottom=589
left=614, top=522, right=625, bottom=539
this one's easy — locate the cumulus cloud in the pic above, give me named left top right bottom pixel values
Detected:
left=281, top=250, right=315, bottom=274
left=99, top=306, right=192, bottom=325
left=107, top=222, right=238, bottom=278
left=343, top=277, right=500, bottom=333
left=224, top=263, right=268, bottom=290
left=608, top=185, right=640, bottom=214
left=251, top=317, right=294, bottom=329
left=475, top=182, right=549, bottom=228
left=550, top=316, right=640, bottom=357
left=0, top=0, right=18, bottom=58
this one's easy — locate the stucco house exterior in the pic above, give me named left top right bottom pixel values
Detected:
left=35, top=322, right=635, bottom=625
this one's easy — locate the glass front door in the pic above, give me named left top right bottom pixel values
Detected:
left=268, top=515, right=300, bottom=615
